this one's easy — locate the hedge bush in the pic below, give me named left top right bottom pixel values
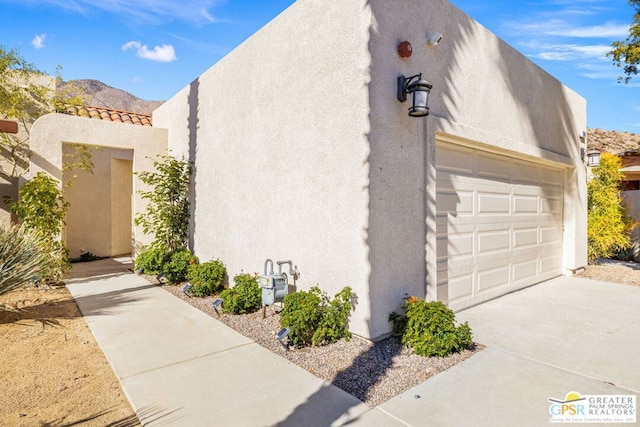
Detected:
left=186, top=259, right=226, bottom=297
left=220, top=273, right=262, bottom=314
left=389, top=296, right=472, bottom=357
left=135, top=246, right=168, bottom=274
left=279, top=285, right=355, bottom=347
left=162, top=249, right=198, bottom=284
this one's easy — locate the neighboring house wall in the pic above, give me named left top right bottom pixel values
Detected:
left=1, top=75, right=56, bottom=224
left=29, top=113, right=167, bottom=258
left=623, top=191, right=640, bottom=261
left=154, top=0, right=587, bottom=339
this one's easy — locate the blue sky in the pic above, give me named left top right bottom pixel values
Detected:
left=0, top=0, right=637, bottom=132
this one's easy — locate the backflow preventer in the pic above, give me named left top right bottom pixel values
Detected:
left=259, top=259, right=296, bottom=309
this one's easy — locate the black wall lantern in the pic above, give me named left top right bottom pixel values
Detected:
left=397, top=73, right=432, bottom=117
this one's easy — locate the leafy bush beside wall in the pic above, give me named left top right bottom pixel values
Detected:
left=389, top=296, right=473, bottom=357
left=134, top=156, right=193, bottom=253
left=135, top=246, right=168, bottom=274
left=279, top=285, right=355, bottom=347
left=3, top=172, right=70, bottom=282
left=220, top=273, right=262, bottom=314
left=162, top=249, right=199, bottom=284
left=187, top=260, right=226, bottom=297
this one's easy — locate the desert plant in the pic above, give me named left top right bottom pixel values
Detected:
left=587, top=153, right=637, bottom=262
left=187, top=259, right=226, bottom=297
left=220, top=273, right=262, bottom=314
left=135, top=246, right=169, bottom=274
left=162, top=249, right=198, bottom=284
left=389, top=296, right=472, bottom=357
left=3, top=172, right=70, bottom=282
left=134, top=156, right=192, bottom=253
left=279, top=285, right=355, bottom=347
left=0, top=222, right=59, bottom=295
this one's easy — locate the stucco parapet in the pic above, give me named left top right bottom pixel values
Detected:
left=432, top=116, right=576, bottom=168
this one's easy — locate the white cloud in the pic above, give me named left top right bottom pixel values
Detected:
left=28, top=0, right=222, bottom=25
left=504, top=19, right=628, bottom=39
left=121, top=41, right=141, bottom=51
left=532, top=43, right=612, bottom=61
left=31, top=33, right=47, bottom=49
left=545, top=23, right=629, bottom=38
left=122, top=41, right=177, bottom=62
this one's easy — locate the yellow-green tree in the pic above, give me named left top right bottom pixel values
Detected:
left=587, top=153, right=637, bottom=262
left=608, top=0, right=640, bottom=83
left=0, top=45, right=84, bottom=177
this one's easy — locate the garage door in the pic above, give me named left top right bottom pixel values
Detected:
left=436, top=140, right=564, bottom=311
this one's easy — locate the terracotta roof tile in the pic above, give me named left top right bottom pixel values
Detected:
left=64, top=105, right=153, bottom=127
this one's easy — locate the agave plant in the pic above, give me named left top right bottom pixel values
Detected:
left=0, top=222, right=57, bottom=295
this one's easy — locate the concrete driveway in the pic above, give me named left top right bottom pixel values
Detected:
left=354, top=276, right=640, bottom=426
left=67, top=260, right=638, bottom=426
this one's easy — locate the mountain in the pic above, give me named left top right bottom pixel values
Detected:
left=59, top=79, right=164, bottom=115
left=588, top=128, right=640, bottom=154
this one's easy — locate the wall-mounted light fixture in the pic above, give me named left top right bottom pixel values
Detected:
left=397, top=73, right=432, bottom=117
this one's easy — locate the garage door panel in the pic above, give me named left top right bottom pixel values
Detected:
left=477, top=229, right=510, bottom=254
left=436, top=141, right=564, bottom=310
left=446, top=233, right=474, bottom=258
left=541, top=197, right=563, bottom=215
left=436, top=190, right=474, bottom=215
left=512, top=259, right=538, bottom=282
left=541, top=226, right=562, bottom=244
left=512, top=162, right=540, bottom=185
left=513, top=227, right=538, bottom=248
left=478, top=192, right=510, bottom=215
left=513, top=195, right=538, bottom=214
left=446, top=274, right=474, bottom=302
left=541, top=168, right=563, bottom=185
left=478, top=152, right=511, bottom=177
left=437, top=146, right=474, bottom=173
left=477, top=266, right=510, bottom=291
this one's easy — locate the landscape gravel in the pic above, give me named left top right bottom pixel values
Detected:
left=159, top=283, right=481, bottom=407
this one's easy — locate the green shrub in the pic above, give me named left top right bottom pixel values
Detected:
left=280, top=285, right=355, bottom=347
left=0, top=222, right=58, bottom=295
left=187, top=259, right=226, bottom=297
left=4, top=172, right=69, bottom=238
left=587, top=153, right=637, bottom=262
left=162, top=249, right=198, bottom=284
left=134, top=156, right=192, bottom=253
left=389, top=296, right=472, bottom=357
left=3, top=172, right=71, bottom=282
left=220, top=273, right=262, bottom=314
left=135, top=246, right=169, bottom=274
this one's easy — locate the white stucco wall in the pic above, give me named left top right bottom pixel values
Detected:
left=1, top=74, right=56, bottom=224
left=29, top=113, right=167, bottom=257
left=623, top=190, right=640, bottom=261
left=154, top=0, right=587, bottom=339
left=368, top=0, right=587, bottom=319
left=154, top=0, right=375, bottom=336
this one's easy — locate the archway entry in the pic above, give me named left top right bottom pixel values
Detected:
left=62, top=143, right=134, bottom=259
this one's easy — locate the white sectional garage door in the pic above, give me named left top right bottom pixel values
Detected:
left=436, top=141, right=564, bottom=311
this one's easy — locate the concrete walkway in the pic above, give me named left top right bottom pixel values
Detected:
left=66, top=259, right=640, bottom=426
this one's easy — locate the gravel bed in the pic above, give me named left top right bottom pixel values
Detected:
left=157, top=281, right=482, bottom=407
left=575, top=260, right=640, bottom=286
